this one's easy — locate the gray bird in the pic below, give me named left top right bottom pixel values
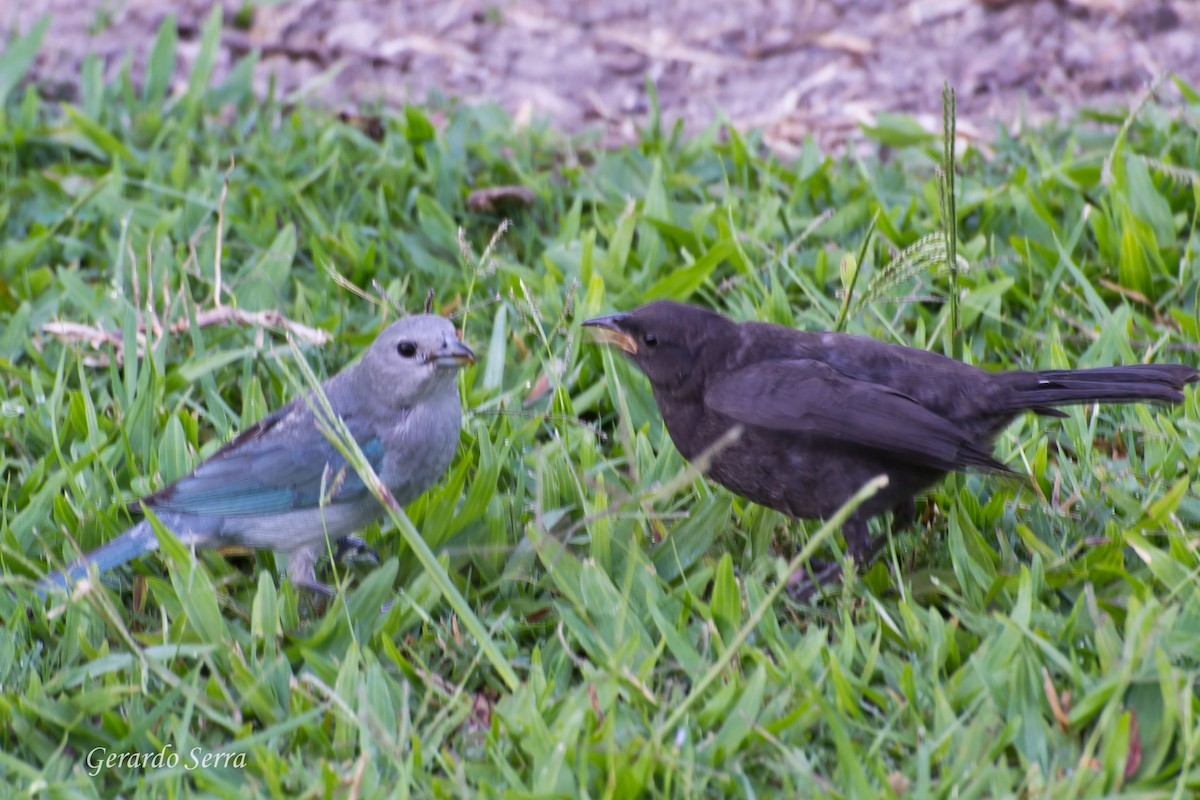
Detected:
left=38, top=314, right=475, bottom=597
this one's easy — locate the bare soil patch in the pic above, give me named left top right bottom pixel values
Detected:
left=4, top=0, right=1198, bottom=151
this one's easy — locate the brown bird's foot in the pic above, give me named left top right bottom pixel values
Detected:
left=332, top=536, right=380, bottom=565
left=787, top=559, right=845, bottom=602
left=786, top=551, right=885, bottom=602
left=788, top=517, right=895, bottom=602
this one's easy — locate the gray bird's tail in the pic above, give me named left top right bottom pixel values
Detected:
left=36, top=521, right=159, bottom=597
left=998, top=364, right=1198, bottom=414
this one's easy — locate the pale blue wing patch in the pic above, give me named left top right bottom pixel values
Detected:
left=143, top=401, right=386, bottom=517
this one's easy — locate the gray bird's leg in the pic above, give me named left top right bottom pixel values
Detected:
left=287, top=547, right=335, bottom=598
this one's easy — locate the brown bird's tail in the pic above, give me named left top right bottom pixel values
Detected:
left=998, top=364, right=1199, bottom=414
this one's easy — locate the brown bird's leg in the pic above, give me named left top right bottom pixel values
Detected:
left=787, top=515, right=874, bottom=602
left=788, top=504, right=914, bottom=602
left=841, top=513, right=875, bottom=563
left=891, top=497, right=916, bottom=532
left=787, top=560, right=845, bottom=602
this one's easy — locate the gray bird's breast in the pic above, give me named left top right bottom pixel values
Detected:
left=378, top=385, right=464, bottom=506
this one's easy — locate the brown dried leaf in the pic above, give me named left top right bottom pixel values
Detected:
left=467, top=185, right=537, bottom=214
left=588, top=683, right=606, bottom=725
left=1042, top=667, right=1070, bottom=731
left=886, top=771, right=912, bottom=795
left=469, top=692, right=493, bottom=732
left=812, top=31, right=875, bottom=56
left=525, top=372, right=553, bottom=406
left=337, top=111, right=385, bottom=141
left=597, top=27, right=742, bottom=68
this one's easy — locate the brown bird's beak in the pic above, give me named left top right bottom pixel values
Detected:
left=582, top=313, right=638, bottom=355
left=432, top=338, right=477, bottom=368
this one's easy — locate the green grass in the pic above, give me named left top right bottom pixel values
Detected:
left=4, top=12, right=1200, bottom=798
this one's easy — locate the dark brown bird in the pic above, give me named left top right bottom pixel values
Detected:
left=583, top=300, right=1198, bottom=595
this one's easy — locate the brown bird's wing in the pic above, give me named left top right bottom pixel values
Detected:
left=704, top=359, right=1010, bottom=473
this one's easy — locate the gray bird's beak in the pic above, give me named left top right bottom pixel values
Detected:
left=582, top=313, right=638, bottom=355
left=432, top=338, right=477, bottom=369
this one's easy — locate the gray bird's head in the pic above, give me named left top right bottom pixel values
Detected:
left=359, top=314, right=476, bottom=405
left=583, top=300, right=735, bottom=392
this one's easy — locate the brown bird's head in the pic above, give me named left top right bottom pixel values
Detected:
left=582, top=300, right=734, bottom=391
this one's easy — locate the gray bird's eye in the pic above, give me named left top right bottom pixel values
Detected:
left=643, top=332, right=658, bottom=347
left=397, top=341, right=418, bottom=358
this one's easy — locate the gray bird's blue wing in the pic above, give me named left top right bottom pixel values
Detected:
left=140, top=401, right=387, bottom=517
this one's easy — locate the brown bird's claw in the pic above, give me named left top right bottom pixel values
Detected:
left=787, top=560, right=845, bottom=603
left=789, top=532, right=893, bottom=602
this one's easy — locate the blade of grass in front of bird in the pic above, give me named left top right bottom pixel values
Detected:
left=834, top=211, right=877, bottom=332
left=653, top=473, right=889, bottom=739
left=940, top=82, right=960, bottom=362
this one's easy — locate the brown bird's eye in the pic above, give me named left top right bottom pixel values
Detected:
left=643, top=332, right=658, bottom=347
left=397, top=341, right=417, bottom=358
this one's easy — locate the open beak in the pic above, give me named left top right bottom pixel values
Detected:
left=432, top=338, right=477, bottom=369
left=582, top=313, right=638, bottom=355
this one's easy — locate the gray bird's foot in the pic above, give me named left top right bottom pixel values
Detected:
left=297, top=579, right=337, bottom=599
left=318, top=536, right=379, bottom=589
left=332, top=536, right=379, bottom=565
left=288, top=548, right=337, bottom=601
